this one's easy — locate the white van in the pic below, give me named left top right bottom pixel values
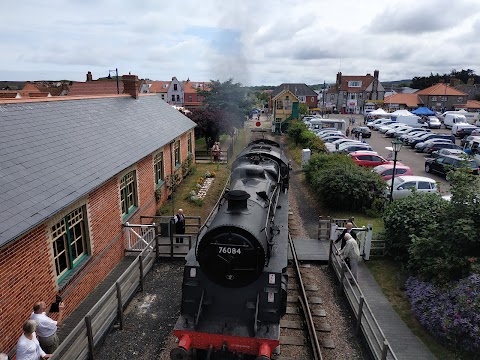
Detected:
left=442, top=110, right=479, bottom=125
left=395, top=115, right=427, bottom=129
left=308, top=119, right=346, bottom=134
left=452, top=123, right=478, bottom=137
left=444, top=114, right=467, bottom=129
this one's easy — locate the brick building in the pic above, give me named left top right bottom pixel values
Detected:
left=0, top=75, right=196, bottom=353
left=269, top=83, right=318, bottom=110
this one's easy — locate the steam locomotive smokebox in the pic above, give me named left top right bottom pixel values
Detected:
left=159, top=217, right=172, bottom=237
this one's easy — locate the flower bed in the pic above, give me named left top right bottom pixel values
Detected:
left=188, top=172, right=216, bottom=206
left=405, top=275, right=480, bottom=353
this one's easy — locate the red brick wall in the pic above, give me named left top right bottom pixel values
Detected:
left=0, top=225, right=56, bottom=352
left=306, top=95, right=318, bottom=108
left=0, top=129, right=193, bottom=354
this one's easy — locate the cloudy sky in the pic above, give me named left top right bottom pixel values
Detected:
left=2, top=0, right=480, bottom=85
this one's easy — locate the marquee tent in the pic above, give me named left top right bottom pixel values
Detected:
left=369, top=108, right=388, bottom=115
left=412, top=107, right=435, bottom=116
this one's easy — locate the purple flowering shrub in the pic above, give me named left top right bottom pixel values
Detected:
left=406, top=275, right=480, bottom=353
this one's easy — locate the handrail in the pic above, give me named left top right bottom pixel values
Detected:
left=330, top=239, right=398, bottom=360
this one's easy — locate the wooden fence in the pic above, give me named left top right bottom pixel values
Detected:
left=50, top=234, right=158, bottom=360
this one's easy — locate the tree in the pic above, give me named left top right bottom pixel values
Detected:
left=187, top=108, right=229, bottom=149
left=299, top=103, right=309, bottom=116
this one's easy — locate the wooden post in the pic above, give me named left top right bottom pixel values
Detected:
left=155, top=224, right=160, bottom=263
left=339, top=262, right=346, bottom=292
left=328, top=239, right=333, bottom=267
left=381, top=340, right=389, bottom=360
left=139, top=256, right=144, bottom=292
left=85, top=315, right=95, bottom=360
left=356, top=296, right=365, bottom=334
left=169, top=219, right=174, bottom=259
left=116, top=282, right=124, bottom=330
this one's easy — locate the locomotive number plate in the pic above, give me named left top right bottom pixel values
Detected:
left=218, top=246, right=242, bottom=255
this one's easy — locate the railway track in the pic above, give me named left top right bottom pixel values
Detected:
left=275, top=233, right=335, bottom=360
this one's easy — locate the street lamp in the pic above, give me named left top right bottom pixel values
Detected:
left=107, top=68, right=120, bottom=94
left=389, top=138, right=403, bottom=203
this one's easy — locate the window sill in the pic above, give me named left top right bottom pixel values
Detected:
left=155, top=180, right=165, bottom=190
left=175, top=164, right=181, bottom=170
left=122, top=206, right=139, bottom=222
left=58, top=255, right=93, bottom=292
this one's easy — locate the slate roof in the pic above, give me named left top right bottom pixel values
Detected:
left=271, top=83, right=317, bottom=97
left=0, top=95, right=196, bottom=247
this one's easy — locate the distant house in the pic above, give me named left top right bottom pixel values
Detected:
left=384, top=93, right=424, bottom=111
left=416, top=83, right=468, bottom=112
left=148, top=81, right=170, bottom=101
left=455, top=78, right=480, bottom=101
left=183, top=80, right=210, bottom=109
left=327, top=70, right=385, bottom=114
left=270, top=83, right=317, bottom=110
left=0, top=75, right=196, bottom=354
left=272, top=89, right=300, bottom=133
left=167, top=77, right=184, bottom=106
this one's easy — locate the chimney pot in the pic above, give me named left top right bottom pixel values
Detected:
left=86, top=71, right=93, bottom=82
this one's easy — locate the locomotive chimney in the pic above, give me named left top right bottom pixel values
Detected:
left=224, top=190, right=250, bottom=212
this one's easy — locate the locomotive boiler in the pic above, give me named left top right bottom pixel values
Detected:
left=171, top=139, right=290, bottom=360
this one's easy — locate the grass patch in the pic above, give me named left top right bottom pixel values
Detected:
left=366, top=259, right=467, bottom=360
left=195, top=137, right=206, bottom=150
left=331, top=211, right=384, bottom=236
left=288, top=142, right=302, bottom=165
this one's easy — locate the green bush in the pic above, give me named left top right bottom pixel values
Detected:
left=303, top=153, right=386, bottom=212
left=287, top=121, right=306, bottom=145
left=287, top=121, right=327, bottom=153
left=383, top=193, right=448, bottom=263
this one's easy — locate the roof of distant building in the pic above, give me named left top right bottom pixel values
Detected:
left=67, top=80, right=125, bottom=96
left=384, top=93, right=423, bottom=107
left=416, top=83, right=468, bottom=96
left=271, top=83, right=317, bottom=97
left=183, top=81, right=211, bottom=93
left=0, top=95, right=196, bottom=248
left=148, top=81, right=170, bottom=93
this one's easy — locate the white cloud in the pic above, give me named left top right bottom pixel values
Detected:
left=1, top=0, right=480, bottom=85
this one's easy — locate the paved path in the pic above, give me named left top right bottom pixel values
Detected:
left=357, top=261, right=437, bottom=360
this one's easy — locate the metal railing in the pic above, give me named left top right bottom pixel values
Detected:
left=328, top=239, right=398, bottom=360
left=50, top=235, right=158, bottom=360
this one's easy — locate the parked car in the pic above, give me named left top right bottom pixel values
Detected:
left=373, top=119, right=396, bottom=130
left=385, top=125, right=411, bottom=138
left=399, top=129, right=430, bottom=143
left=373, top=164, right=413, bottom=180
left=408, top=133, right=455, bottom=148
left=460, top=135, right=480, bottom=147
left=430, top=148, right=466, bottom=158
left=319, top=132, right=345, bottom=140
left=423, top=142, right=463, bottom=154
left=452, top=124, right=478, bottom=138
left=425, top=154, right=479, bottom=177
left=414, top=138, right=453, bottom=152
left=322, top=135, right=346, bottom=143
left=378, top=122, right=404, bottom=133
left=350, top=126, right=371, bottom=138
left=336, top=143, right=373, bottom=153
left=349, top=151, right=397, bottom=168
left=426, top=116, right=442, bottom=129
left=387, top=175, right=438, bottom=200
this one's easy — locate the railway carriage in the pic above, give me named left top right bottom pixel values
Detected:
left=171, top=139, right=290, bottom=360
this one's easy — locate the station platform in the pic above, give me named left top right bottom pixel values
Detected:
left=288, top=238, right=329, bottom=262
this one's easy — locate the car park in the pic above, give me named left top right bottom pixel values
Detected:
left=318, top=132, right=344, bottom=139
left=407, top=133, right=455, bottom=148
left=414, top=138, right=453, bottom=152
left=387, top=175, right=438, bottom=200
left=373, top=164, right=413, bottom=180
left=373, top=120, right=396, bottom=131
left=379, top=123, right=407, bottom=134
left=423, top=142, right=463, bottom=154
left=349, top=151, right=396, bottom=168
left=425, top=154, right=479, bottom=177
left=322, top=135, right=346, bottom=143
left=430, top=148, right=466, bottom=158
left=398, top=129, right=431, bottom=142
left=351, top=126, right=372, bottom=138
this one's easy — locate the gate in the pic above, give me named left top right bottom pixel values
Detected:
left=124, top=222, right=156, bottom=251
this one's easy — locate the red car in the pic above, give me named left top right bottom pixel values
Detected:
left=349, top=151, right=404, bottom=168
left=373, top=164, right=413, bottom=180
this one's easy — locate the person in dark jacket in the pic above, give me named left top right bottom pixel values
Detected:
left=173, top=209, right=185, bottom=243
left=335, top=222, right=357, bottom=250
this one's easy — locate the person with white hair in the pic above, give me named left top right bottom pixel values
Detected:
left=16, top=320, right=52, bottom=360
left=338, top=233, right=361, bottom=282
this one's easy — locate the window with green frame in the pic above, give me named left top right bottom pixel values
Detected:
left=154, top=152, right=164, bottom=185
left=120, top=170, right=138, bottom=217
left=187, top=133, right=192, bottom=154
left=51, top=206, right=89, bottom=282
left=174, top=139, right=181, bottom=168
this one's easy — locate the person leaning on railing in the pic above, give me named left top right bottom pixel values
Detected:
left=336, top=233, right=361, bottom=282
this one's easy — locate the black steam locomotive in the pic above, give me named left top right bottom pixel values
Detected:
left=171, top=139, right=290, bottom=360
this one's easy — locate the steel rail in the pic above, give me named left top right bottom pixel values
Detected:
left=289, top=232, right=323, bottom=360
